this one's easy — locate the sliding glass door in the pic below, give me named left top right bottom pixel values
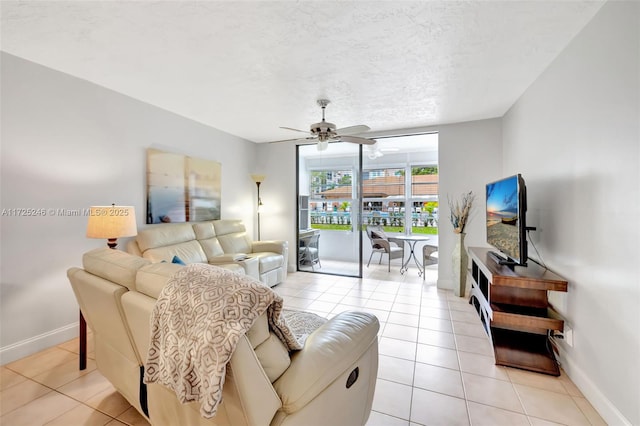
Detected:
left=296, top=132, right=439, bottom=278
left=296, top=142, right=362, bottom=277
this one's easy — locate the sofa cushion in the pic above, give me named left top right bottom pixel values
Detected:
left=217, top=233, right=252, bottom=254
left=254, top=334, right=291, bottom=382
left=135, top=262, right=243, bottom=301
left=136, top=262, right=182, bottom=299
left=245, top=312, right=270, bottom=348
left=212, top=219, right=245, bottom=236
left=199, top=238, right=225, bottom=259
left=215, top=263, right=245, bottom=275
left=136, top=223, right=196, bottom=252
left=83, top=248, right=150, bottom=291
left=192, top=221, right=216, bottom=239
left=214, top=220, right=252, bottom=253
left=142, top=240, right=208, bottom=264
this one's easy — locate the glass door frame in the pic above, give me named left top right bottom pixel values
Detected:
left=296, top=143, right=363, bottom=278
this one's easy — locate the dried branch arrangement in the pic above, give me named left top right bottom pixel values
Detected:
left=448, top=191, right=475, bottom=234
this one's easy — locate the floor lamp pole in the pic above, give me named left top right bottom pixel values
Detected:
left=251, top=174, right=265, bottom=241
left=256, top=181, right=262, bottom=241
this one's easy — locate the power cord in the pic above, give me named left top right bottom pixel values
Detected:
left=527, top=229, right=548, bottom=270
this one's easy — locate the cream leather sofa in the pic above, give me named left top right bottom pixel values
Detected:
left=67, top=248, right=379, bottom=426
left=127, top=219, right=288, bottom=287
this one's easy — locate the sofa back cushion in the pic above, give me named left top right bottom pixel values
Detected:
left=83, top=248, right=151, bottom=291
left=214, top=220, right=252, bottom=253
left=136, top=223, right=208, bottom=264
left=136, top=223, right=196, bottom=252
left=136, top=262, right=183, bottom=299
left=192, top=221, right=225, bottom=259
left=142, top=240, right=208, bottom=264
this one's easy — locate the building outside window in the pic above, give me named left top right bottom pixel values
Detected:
left=309, top=165, right=438, bottom=235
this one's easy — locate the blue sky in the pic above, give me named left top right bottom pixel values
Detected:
left=486, top=176, right=518, bottom=214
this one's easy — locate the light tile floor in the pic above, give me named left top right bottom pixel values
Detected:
left=1, top=261, right=606, bottom=425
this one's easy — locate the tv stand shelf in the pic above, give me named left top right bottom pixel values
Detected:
left=468, top=247, right=568, bottom=376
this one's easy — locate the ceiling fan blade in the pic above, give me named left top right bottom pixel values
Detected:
left=339, top=135, right=377, bottom=145
left=335, top=125, right=370, bottom=135
left=280, top=126, right=310, bottom=134
left=268, top=136, right=316, bottom=144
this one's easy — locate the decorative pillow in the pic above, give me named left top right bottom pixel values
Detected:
left=171, top=255, right=186, bottom=265
left=370, top=230, right=386, bottom=240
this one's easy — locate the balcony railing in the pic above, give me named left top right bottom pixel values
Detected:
left=309, top=211, right=438, bottom=228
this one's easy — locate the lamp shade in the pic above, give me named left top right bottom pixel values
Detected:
left=86, top=206, right=137, bottom=239
left=251, top=174, right=266, bottom=184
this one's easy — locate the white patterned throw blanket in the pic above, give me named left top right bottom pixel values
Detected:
left=144, top=263, right=324, bottom=418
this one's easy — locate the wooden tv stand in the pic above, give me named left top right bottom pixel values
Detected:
left=467, top=247, right=568, bottom=376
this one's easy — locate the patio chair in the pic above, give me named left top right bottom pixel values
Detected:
left=299, top=231, right=321, bottom=270
left=365, top=225, right=404, bottom=272
left=422, top=244, right=438, bottom=280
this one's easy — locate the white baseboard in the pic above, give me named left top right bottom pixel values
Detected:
left=0, top=322, right=79, bottom=365
left=557, top=345, right=632, bottom=426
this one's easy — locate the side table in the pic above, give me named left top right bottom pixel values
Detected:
left=394, top=235, right=430, bottom=276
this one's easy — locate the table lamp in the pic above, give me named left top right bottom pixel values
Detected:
left=86, top=204, right=137, bottom=249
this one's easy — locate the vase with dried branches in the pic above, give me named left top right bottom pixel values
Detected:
left=448, top=191, right=475, bottom=296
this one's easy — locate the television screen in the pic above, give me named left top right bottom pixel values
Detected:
left=486, top=174, right=527, bottom=265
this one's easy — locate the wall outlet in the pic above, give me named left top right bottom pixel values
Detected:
left=564, top=326, right=574, bottom=347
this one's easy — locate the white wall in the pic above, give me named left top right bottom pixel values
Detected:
left=0, top=53, right=261, bottom=363
left=434, top=119, right=503, bottom=290
left=502, top=2, right=639, bottom=425
left=254, top=142, right=298, bottom=269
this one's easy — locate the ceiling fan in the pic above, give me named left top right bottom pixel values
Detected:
left=277, top=99, right=376, bottom=151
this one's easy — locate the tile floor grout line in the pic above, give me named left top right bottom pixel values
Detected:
left=404, top=279, right=426, bottom=425
left=448, top=291, right=474, bottom=426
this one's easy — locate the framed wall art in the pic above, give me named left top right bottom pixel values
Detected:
left=146, top=148, right=221, bottom=224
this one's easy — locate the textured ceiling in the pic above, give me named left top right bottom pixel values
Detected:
left=1, top=1, right=604, bottom=143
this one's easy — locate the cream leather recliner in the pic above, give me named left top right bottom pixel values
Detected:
left=127, top=219, right=288, bottom=287
left=68, top=248, right=379, bottom=426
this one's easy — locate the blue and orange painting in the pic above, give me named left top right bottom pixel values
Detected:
left=486, top=176, right=518, bottom=226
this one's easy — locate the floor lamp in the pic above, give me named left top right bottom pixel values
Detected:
left=251, top=174, right=265, bottom=240
left=82, top=204, right=137, bottom=369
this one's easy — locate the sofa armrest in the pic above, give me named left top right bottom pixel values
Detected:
left=251, top=240, right=288, bottom=255
left=208, top=253, right=249, bottom=263
left=272, top=311, right=379, bottom=413
left=208, top=255, right=260, bottom=281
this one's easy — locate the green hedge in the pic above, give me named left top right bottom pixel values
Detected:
left=310, top=225, right=438, bottom=235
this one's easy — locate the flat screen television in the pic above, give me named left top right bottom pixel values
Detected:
left=486, top=174, right=529, bottom=267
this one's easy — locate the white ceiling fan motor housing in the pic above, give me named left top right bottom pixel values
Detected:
left=310, top=121, right=337, bottom=141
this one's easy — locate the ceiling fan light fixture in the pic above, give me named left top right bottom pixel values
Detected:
left=366, top=142, right=383, bottom=159
left=277, top=99, right=374, bottom=149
